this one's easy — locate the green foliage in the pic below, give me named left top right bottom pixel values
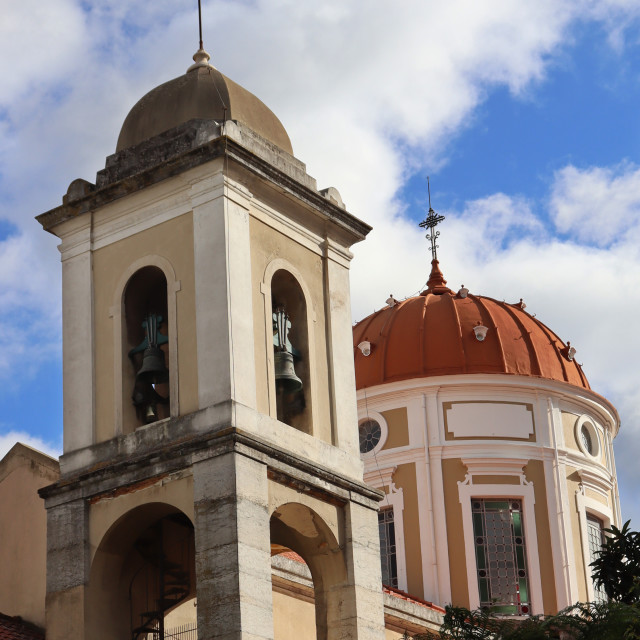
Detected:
left=437, top=602, right=640, bottom=640
left=436, top=522, right=640, bottom=639
left=590, top=520, right=640, bottom=605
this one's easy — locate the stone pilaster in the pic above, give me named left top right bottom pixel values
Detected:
left=326, top=499, right=386, bottom=640
left=194, top=451, right=274, bottom=640
left=45, top=498, right=89, bottom=640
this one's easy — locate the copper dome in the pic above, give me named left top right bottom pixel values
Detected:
left=353, top=261, right=589, bottom=391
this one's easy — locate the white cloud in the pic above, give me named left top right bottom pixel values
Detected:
left=550, top=162, right=640, bottom=246
left=0, top=431, right=61, bottom=461
left=0, top=1, right=87, bottom=104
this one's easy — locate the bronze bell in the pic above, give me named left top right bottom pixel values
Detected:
left=274, top=350, right=302, bottom=393
left=136, top=345, right=169, bottom=385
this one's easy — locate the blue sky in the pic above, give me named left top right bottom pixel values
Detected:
left=2, top=1, right=640, bottom=528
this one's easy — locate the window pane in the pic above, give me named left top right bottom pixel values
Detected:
left=471, top=498, right=531, bottom=615
left=587, top=514, right=607, bottom=603
left=378, top=508, right=398, bottom=588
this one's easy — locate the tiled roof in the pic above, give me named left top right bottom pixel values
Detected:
left=383, top=585, right=446, bottom=613
left=0, top=614, right=44, bottom=640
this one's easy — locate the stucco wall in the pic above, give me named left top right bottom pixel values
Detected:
left=381, top=408, right=409, bottom=451
left=393, top=463, right=423, bottom=596
left=442, top=458, right=470, bottom=608
left=0, top=445, right=59, bottom=628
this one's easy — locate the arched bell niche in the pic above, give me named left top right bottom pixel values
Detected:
left=123, top=266, right=170, bottom=430
left=271, top=269, right=312, bottom=433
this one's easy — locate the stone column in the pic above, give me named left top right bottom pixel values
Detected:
left=324, top=498, right=386, bottom=640
left=44, top=498, right=89, bottom=640
left=193, top=451, right=274, bottom=640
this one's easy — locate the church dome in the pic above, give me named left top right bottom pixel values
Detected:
left=116, top=49, right=293, bottom=154
left=353, top=261, right=589, bottom=391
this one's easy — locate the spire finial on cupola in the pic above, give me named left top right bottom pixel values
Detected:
left=188, top=0, right=214, bottom=72
left=419, top=177, right=450, bottom=295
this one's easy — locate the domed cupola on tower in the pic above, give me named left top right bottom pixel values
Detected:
left=352, top=192, right=620, bottom=618
left=116, top=48, right=293, bottom=154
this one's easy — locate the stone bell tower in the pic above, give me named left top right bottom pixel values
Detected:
left=37, top=45, right=385, bottom=640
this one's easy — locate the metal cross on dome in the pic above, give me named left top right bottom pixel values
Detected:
left=418, top=177, right=445, bottom=261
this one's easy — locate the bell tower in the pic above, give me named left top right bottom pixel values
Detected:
left=38, top=43, right=385, bottom=640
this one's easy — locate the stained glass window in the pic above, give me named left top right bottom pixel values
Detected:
left=359, top=419, right=382, bottom=454
left=587, top=514, right=607, bottom=603
left=378, top=508, right=398, bottom=588
left=471, top=499, right=530, bottom=615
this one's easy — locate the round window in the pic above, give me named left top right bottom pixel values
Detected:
left=575, top=415, right=600, bottom=459
left=359, top=419, right=382, bottom=454
left=581, top=425, right=593, bottom=455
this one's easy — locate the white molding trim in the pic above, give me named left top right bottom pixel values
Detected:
left=357, top=409, right=389, bottom=457
left=365, top=466, right=408, bottom=593
left=111, top=255, right=181, bottom=437
left=458, top=476, right=544, bottom=615
left=261, top=258, right=318, bottom=431
left=356, top=374, right=619, bottom=436
left=460, top=457, right=528, bottom=479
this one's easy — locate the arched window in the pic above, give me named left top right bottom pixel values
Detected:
left=271, top=269, right=311, bottom=433
left=123, top=266, right=170, bottom=430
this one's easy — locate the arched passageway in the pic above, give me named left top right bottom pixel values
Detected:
left=87, top=503, right=195, bottom=640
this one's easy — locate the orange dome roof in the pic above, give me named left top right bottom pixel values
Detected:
left=353, top=261, right=589, bottom=391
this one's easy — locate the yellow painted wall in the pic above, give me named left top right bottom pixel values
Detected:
left=93, top=213, right=198, bottom=443
left=249, top=216, right=332, bottom=443
left=0, top=445, right=59, bottom=628
left=523, top=460, right=557, bottom=614
left=562, top=411, right=579, bottom=453
left=442, top=458, right=470, bottom=608
left=273, top=589, right=316, bottom=639
left=393, top=463, right=424, bottom=597
left=585, top=488, right=609, bottom=507
left=381, top=408, right=409, bottom=450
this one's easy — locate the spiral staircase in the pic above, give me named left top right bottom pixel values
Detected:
left=131, top=518, right=192, bottom=640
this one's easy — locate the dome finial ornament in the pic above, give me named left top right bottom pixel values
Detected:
left=419, top=176, right=445, bottom=262
left=419, top=178, right=450, bottom=295
left=188, top=0, right=214, bottom=72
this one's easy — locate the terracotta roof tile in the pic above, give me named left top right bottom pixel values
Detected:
left=0, top=614, right=44, bottom=640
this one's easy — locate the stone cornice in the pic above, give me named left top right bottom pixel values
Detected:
left=36, top=120, right=371, bottom=243
left=39, top=423, right=383, bottom=508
